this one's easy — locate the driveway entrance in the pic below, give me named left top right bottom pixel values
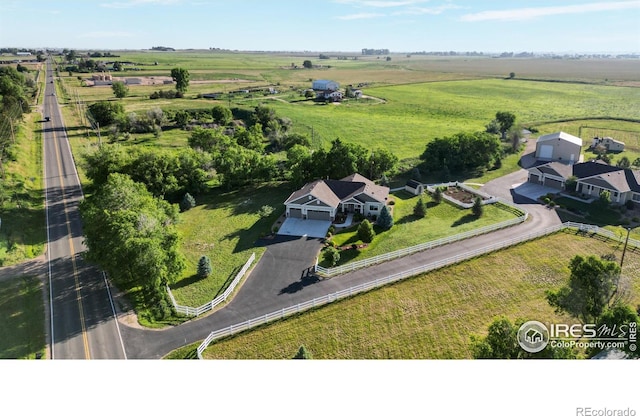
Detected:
left=277, top=217, right=331, bottom=238
left=512, top=182, right=560, bottom=202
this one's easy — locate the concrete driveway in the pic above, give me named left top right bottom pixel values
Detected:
left=511, top=182, right=560, bottom=202
left=277, top=217, right=331, bottom=238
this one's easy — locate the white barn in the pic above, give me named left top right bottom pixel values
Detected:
left=535, top=131, right=582, bottom=164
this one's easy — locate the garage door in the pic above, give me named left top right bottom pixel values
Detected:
left=289, top=208, right=302, bottom=218
left=307, top=210, right=331, bottom=220
left=528, top=173, right=541, bottom=185
left=544, top=177, right=564, bottom=189
left=538, top=144, right=553, bottom=159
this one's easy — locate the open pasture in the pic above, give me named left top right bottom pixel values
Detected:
left=196, top=231, right=640, bottom=359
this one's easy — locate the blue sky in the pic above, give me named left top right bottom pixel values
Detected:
left=1, top=0, right=639, bottom=53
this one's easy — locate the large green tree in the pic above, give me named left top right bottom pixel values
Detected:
left=495, top=111, right=516, bottom=140
left=546, top=255, right=621, bottom=324
left=111, top=81, right=129, bottom=99
left=420, top=132, right=502, bottom=173
left=170, top=67, right=190, bottom=93
left=79, top=173, right=186, bottom=319
left=88, top=101, right=125, bottom=126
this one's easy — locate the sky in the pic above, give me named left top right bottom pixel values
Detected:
left=0, top=0, right=639, bottom=53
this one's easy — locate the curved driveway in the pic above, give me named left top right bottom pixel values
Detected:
left=121, top=168, right=562, bottom=359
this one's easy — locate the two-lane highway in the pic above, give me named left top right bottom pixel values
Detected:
left=43, top=58, right=126, bottom=359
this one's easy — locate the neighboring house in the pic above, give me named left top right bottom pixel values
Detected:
left=284, top=173, right=389, bottom=221
left=535, top=131, right=582, bottom=163
left=404, top=179, right=424, bottom=196
left=527, top=160, right=640, bottom=205
left=312, top=79, right=341, bottom=100
left=591, top=136, right=625, bottom=152
left=125, top=78, right=142, bottom=85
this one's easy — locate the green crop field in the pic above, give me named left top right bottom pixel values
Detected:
left=191, top=231, right=640, bottom=359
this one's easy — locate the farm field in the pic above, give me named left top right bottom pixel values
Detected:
left=192, top=231, right=640, bottom=359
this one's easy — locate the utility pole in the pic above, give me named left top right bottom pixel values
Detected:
left=620, top=228, right=631, bottom=269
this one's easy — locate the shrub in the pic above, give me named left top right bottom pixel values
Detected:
left=632, top=217, right=640, bottom=223
left=543, top=197, right=551, bottom=204
left=621, top=218, right=631, bottom=226
left=180, top=193, right=196, bottom=212
left=625, top=200, right=635, bottom=210
left=357, top=219, right=375, bottom=243
left=322, top=246, right=340, bottom=266
left=197, top=255, right=212, bottom=278
left=549, top=201, right=556, bottom=207
left=258, top=205, right=275, bottom=218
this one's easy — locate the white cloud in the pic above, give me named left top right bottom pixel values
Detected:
left=460, top=1, right=640, bottom=22
left=100, top=0, right=182, bottom=9
left=393, top=3, right=461, bottom=15
left=336, top=12, right=385, bottom=20
left=79, top=31, right=136, bottom=38
left=334, top=0, right=430, bottom=7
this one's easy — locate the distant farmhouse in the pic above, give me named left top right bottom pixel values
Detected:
left=527, top=160, right=640, bottom=206
left=535, top=131, right=582, bottom=164
left=362, top=48, right=390, bottom=55
left=312, top=79, right=342, bottom=101
left=591, top=136, right=625, bottom=152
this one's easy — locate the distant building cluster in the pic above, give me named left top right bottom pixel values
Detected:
left=362, top=48, right=389, bottom=55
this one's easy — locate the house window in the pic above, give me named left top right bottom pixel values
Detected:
left=633, top=194, right=640, bottom=202
left=613, top=191, right=618, bottom=198
left=370, top=206, right=379, bottom=211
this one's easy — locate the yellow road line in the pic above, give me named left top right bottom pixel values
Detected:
left=51, top=124, right=91, bottom=360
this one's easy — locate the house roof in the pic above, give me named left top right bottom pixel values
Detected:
left=572, top=160, right=622, bottom=179
left=537, top=131, right=583, bottom=146
left=535, top=162, right=573, bottom=178
left=284, top=174, right=389, bottom=208
left=284, top=180, right=342, bottom=208
left=600, top=137, right=625, bottom=145
left=580, top=170, right=631, bottom=193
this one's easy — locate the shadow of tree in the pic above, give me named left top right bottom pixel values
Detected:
left=451, top=213, right=478, bottom=227
left=279, top=272, right=321, bottom=295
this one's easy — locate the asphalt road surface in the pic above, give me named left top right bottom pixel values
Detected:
left=43, top=59, right=126, bottom=359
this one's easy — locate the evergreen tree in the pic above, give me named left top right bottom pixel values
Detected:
left=472, top=196, right=483, bottom=217
left=180, top=192, right=196, bottom=212
left=293, top=345, right=312, bottom=359
left=197, top=255, right=212, bottom=278
left=433, top=187, right=443, bottom=204
left=413, top=198, right=427, bottom=218
left=357, top=219, right=375, bottom=243
left=377, top=205, right=393, bottom=229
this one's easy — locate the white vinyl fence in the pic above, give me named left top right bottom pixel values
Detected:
left=167, top=253, right=255, bottom=317
left=315, top=197, right=527, bottom=277
left=196, top=221, right=638, bottom=358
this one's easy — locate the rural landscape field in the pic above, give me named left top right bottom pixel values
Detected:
left=1, top=48, right=640, bottom=361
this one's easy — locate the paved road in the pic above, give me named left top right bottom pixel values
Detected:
left=43, top=59, right=126, bottom=359
left=119, top=167, right=563, bottom=358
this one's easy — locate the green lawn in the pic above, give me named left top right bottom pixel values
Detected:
left=170, top=182, right=293, bottom=307
left=322, top=191, right=519, bottom=267
left=0, top=115, right=46, bottom=266
left=188, top=231, right=640, bottom=359
left=0, top=275, right=46, bottom=359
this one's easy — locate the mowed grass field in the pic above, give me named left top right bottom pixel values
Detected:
left=170, top=182, right=292, bottom=307
left=193, top=231, right=640, bottom=359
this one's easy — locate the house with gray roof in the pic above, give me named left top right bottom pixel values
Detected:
left=527, top=160, right=640, bottom=205
left=284, top=173, right=389, bottom=221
